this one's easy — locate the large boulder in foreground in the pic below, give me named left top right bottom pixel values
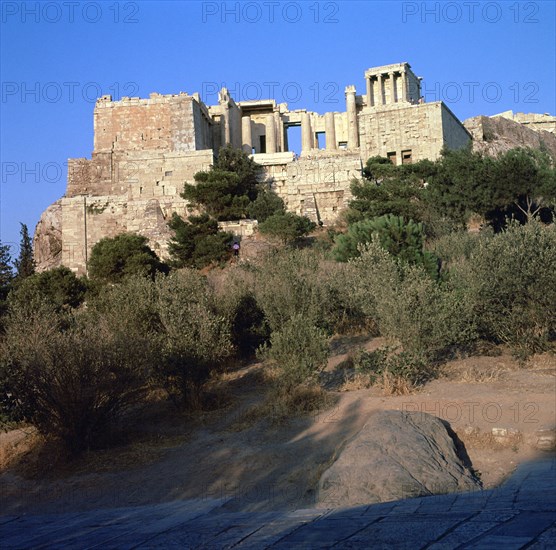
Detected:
left=317, top=410, right=481, bottom=508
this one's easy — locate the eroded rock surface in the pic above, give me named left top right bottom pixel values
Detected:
left=464, top=114, right=556, bottom=159
left=317, top=410, right=481, bottom=508
left=33, top=199, right=62, bottom=272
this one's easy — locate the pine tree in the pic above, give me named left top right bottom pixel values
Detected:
left=0, top=241, right=14, bottom=320
left=14, top=223, right=35, bottom=279
left=0, top=241, right=13, bottom=297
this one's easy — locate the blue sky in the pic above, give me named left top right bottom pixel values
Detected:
left=1, top=0, right=555, bottom=255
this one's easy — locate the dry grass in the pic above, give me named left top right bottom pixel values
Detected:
left=2, top=425, right=191, bottom=480
left=439, top=352, right=520, bottom=383
left=228, top=384, right=337, bottom=431
left=0, top=426, right=41, bottom=472
left=456, top=427, right=523, bottom=452
left=340, top=372, right=373, bottom=391
left=452, top=365, right=508, bottom=383
left=340, top=369, right=417, bottom=395
left=379, top=371, right=415, bottom=396
left=526, top=352, right=556, bottom=373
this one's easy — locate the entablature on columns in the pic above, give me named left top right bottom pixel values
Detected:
left=364, top=62, right=421, bottom=107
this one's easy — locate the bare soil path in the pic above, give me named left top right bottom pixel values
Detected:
left=1, top=340, right=554, bottom=516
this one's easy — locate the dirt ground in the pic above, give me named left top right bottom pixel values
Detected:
left=1, top=338, right=555, bottom=515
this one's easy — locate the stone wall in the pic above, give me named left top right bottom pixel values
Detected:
left=254, top=151, right=362, bottom=224
left=35, top=62, right=526, bottom=274
left=94, top=93, right=207, bottom=153
left=442, top=104, right=472, bottom=150
left=67, top=149, right=214, bottom=198
left=492, top=111, right=556, bottom=134
left=218, top=219, right=258, bottom=237
left=358, top=101, right=470, bottom=164
left=59, top=193, right=195, bottom=274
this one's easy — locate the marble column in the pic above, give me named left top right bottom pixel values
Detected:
left=220, top=111, right=229, bottom=147
left=366, top=77, right=373, bottom=108
left=390, top=72, right=397, bottom=104
left=401, top=70, right=408, bottom=102
left=377, top=74, right=384, bottom=105
left=218, top=88, right=231, bottom=145
left=301, top=112, right=312, bottom=152
left=274, top=111, right=282, bottom=152
left=325, top=112, right=337, bottom=150
left=265, top=114, right=276, bottom=154
left=345, top=85, right=359, bottom=149
left=241, top=116, right=252, bottom=154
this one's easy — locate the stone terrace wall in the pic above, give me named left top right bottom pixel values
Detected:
left=359, top=102, right=470, bottom=163
left=67, top=149, right=214, bottom=198
left=254, top=151, right=362, bottom=224
left=94, top=93, right=212, bottom=153
left=60, top=194, right=194, bottom=275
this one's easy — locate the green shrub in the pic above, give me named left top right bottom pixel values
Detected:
left=332, top=219, right=378, bottom=262
left=88, top=275, right=162, bottom=361
left=89, top=272, right=234, bottom=408
left=462, top=221, right=556, bottom=356
left=352, top=239, right=477, bottom=359
left=247, top=187, right=285, bottom=222
left=346, top=238, right=398, bottom=325
left=258, top=212, right=316, bottom=244
left=0, top=304, right=150, bottom=454
left=8, top=266, right=86, bottom=311
left=252, top=249, right=334, bottom=333
left=210, top=270, right=269, bottom=358
left=88, top=233, right=168, bottom=284
left=155, top=271, right=233, bottom=407
left=430, top=229, right=493, bottom=270
left=320, top=261, right=372, bottom=334
left=168, top=213, right=233, bottom=269
left=334, top=214, right=439, bottom=279
left=259, top=314, right=329, bottom=390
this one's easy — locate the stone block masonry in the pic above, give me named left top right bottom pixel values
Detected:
left=35, top=62, right=476, bottom=275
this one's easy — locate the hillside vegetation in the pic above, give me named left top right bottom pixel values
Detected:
left=0, top=145, right=555, bottom=455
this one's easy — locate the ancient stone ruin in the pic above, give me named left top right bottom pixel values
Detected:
left=33, top=62, right=554, bottom=274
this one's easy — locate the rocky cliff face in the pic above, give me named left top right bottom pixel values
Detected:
left=464, top=115, right=556, bottom=159
left=33, top=200, right=62, bottom=272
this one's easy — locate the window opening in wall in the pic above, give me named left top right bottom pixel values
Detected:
left=260, top=135, right=266, bottom=154
left=387, top=151, right=397, bottom=165
left=402, top=150, right=412, bottom=164
left=316, top=131, right=326, bottom=150
left=338, top=141, right=348, bottom=150
left=285, top=123, right=301, bottom=155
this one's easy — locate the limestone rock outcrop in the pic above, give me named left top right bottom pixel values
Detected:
left=317, top=410, right=481, bottom=508
left=464, top=115, right=556, bottom=159
left=33, top=199, right=62, bottom=272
